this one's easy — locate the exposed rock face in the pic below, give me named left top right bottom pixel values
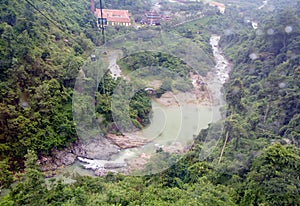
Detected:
left=80, top=137, right=120, bottom=159
left=39, top=141, right=85, bottom=173
left=39, top=133, right=149, bottom=176
left=106, top=132, right=150, bottom=149
left=39, top=136, right=120, bottom=176
left=56, top=152, right=77, bottom=166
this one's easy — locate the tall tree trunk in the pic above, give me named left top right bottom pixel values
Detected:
left=218, top=130, right=229, bottom=164
left=218, top=112, right=233, bottom=164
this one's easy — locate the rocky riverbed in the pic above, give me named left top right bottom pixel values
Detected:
left=39, top=136, right=120, bottom=177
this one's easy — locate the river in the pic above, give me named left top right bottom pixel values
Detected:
left=50, top=34, right=231, bottom=179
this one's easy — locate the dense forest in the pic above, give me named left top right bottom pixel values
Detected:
left=0, top=0, right=97, bottom=177
left=1, top=0, right=300, bottom=205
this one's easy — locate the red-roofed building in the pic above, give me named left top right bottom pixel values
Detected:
left=209, top=1, right=225, bottom=14
left=95, top=9, right=131, bottom=27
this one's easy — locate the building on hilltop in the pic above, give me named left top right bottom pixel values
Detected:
left=145, top=10, right=162, bottom=25
left=95, top=9, right=131, bottom=27
left=209, top=1, right=225, bottom=14
left=90, top=0, right=131, bottom=27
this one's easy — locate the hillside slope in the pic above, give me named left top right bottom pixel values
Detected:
left=0, top=0, right=299, bottom=205
left=0, top=0, right=98, bottom=174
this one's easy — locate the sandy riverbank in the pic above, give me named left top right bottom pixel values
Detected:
left=156, top=72, right=212, bottom=107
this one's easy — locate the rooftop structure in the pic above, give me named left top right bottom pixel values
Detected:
left=209, top=1, right=226, bottom=14
left=145, top=10, right=162, bottom=25
left=95, top=9, right=131, bottom=26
